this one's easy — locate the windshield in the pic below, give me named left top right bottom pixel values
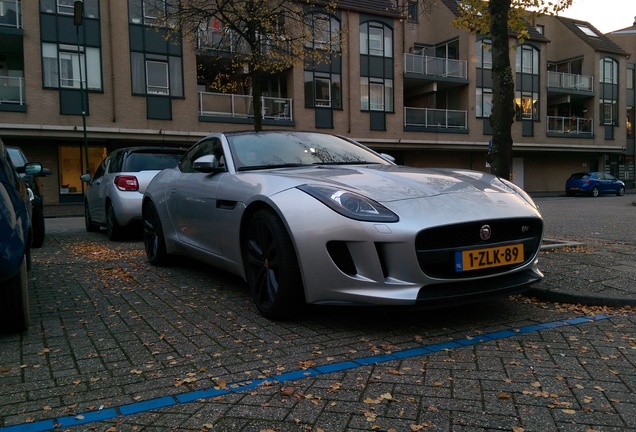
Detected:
left=122, top=151, right=184, bottom=172
left=227, top=132, right=390, bottom=171
left=6, top=147, right=27, bottom=168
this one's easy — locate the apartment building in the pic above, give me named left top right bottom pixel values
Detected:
left=0, top=0, right=633, bottom=208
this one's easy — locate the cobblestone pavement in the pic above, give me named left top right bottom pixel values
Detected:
left=1, top=197, right=636, bottom=431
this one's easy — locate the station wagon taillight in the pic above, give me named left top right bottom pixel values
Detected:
left=114, top=175, right=139, bottom=191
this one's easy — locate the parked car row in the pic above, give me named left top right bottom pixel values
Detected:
left=80, top=146, right=187, bottom=240
left=0, top=138, right=46, bottom=334
left=7, top=146, right=52, bottom=247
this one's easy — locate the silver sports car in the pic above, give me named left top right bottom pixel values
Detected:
left=142, top=131, right=544, bottom=319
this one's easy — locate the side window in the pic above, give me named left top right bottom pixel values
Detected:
left=93, top=159, right=107, bottom=180
left=180, top=140, right=219, bottom=173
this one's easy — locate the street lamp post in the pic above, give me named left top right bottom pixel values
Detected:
left=73, top=0, right=89, bottom=176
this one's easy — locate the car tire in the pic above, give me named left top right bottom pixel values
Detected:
left=106, top=202, right=123, bottom=241
left=31, top=206, right=45, bottom=248
left=0, top=256, right=30, bottom=334
left=143, top=201, right=168, bottom=266
left=617, top=186, right=625, bottom=196
left=85, top=201, right=100, bottom=232
left=591, top=186, right=599, bottom=197
left=243, top=209, right=305, bottom=320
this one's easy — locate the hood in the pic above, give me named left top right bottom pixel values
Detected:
left=267, top=165, right=523, bottom=202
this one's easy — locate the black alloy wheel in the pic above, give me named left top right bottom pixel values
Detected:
left=143, top=201, right=168, bottom=266
left=243, top=209, right=304, bottom=320
left=0, top=256, right=29, bottom=334
left=617, top=186, right=625, bottom=196
left=106, top=202, right=123, bottom=240
left=85, top=201, right=99, bottom=232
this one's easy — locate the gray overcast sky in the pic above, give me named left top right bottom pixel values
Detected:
left=560, top=0, right=634, bottom=33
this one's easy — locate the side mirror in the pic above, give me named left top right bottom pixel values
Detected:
left=80, top=173, right=92, bottom=182
left=380, top=153, right=396, bottom=163
left=193, top=155, right=225, bottom=173
left=24, top=162, right=43, bottom=176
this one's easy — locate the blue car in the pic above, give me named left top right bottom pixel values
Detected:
left=0, top=138, right=42, bottom=333
left=565, top=172, right=626, bottom=197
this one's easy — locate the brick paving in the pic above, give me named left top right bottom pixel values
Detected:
left=1, top=196, right=636, bottom=431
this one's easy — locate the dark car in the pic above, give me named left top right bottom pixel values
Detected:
left=565, top=172, right=626, bottom=197
left=7, top=146, right=51, bottom=247
left=81, top=146, right=187, bottom=240
left=0, top=138, right=42, bottom=333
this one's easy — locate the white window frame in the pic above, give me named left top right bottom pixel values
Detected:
left=57, top=0, right=74, bottom=15
left=146, top=60, right=169, bottom=95
left=314, top=77, right=331, bottom=107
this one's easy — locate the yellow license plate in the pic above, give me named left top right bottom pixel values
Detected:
left=455, top=244, right=524, bottom=272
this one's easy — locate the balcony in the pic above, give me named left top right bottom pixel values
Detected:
left=404, top=107, right=468, bottom=132
left=0, top=75, right=25, bottom=106
left=404, top=54, right=467, bottom=80
left=547, top=71, right=594, bottom=92
left=199, top=92, right=293, bottom=124
left=0, top=0, right=20, bottom=29
left=197, top=27, right=290, bottom=57
left=547, top=116, right=594, bottom=136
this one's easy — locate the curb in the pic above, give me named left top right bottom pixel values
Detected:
left=525, top=287, right=636, bottom=308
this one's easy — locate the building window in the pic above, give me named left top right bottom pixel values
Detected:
left=407, top=1, right=418, bottom=24
left=146, top=61, right=169, bottom=95
left=516, top=45, right=539, bottom=75
left=535, top=24, right=544, bottom=35
left=303, top=12, right=342, bottom=111
left=360, top=22, right=392, bottom=58
left=515, top=44, right=540, bottom=120
left=130, top=52, right=183, bottom=97
left=361, top=77, right=393, bottom=112
left=515, top=91, right=539, bottom=120
left=129, top=0, right=173, bottom=25
left=599, top=57, right=618, bottom=125
left=360, top=21, right=393, bottom=113
left=306, top=13, right=340, bottom=51
left=304, top=72, right=342, bottom=109
left=42, top=43, right=102, bottom=91
left=476, top=39, right=492, bottom=69
left=40, top=0, right=99, bottom=17
left=476, top=88, right=493, bottom=118
left=600, top=57, right=618, bottom=84
left=475, top=39, right=492, bottom=118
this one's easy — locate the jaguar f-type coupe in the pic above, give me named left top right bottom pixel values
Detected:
left=142, top=131, right=544, bottom=319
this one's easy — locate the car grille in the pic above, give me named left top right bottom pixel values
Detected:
left=415, top=218, right=543, bottom=279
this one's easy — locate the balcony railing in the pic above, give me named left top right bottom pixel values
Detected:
left=404, top=107, right=467, bottom=129
left=547, top=71, right=594, bottom=92
left=199, top=92, right=293, bottom=120
left=0, top=75, right=25, bottom=105
left=197, top=27, right=290, bottom=56
left=547, top=116, right=594, bottom=135
left=0, top=0, right=21, bottom=29
left=404, top=54, right=467, bottom=79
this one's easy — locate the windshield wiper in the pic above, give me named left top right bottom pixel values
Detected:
left=313, top=161, right=382, bottom=165
left=237, top=163, right=308, bottom=172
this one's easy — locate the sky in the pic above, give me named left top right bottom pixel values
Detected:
left=559, top=0, right=635, bottom=33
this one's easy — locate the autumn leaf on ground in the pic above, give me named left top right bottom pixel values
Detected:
left=298, top=360, right=316, bottom=369
left=328, top=382, right=342, bottom=392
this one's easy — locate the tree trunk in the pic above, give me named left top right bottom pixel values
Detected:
left=252, top=69, right=263, bottom=132
left=487, top=0, right=514, bottom=180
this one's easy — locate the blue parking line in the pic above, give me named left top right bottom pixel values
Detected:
left=0, top=314, right=613, bottom=431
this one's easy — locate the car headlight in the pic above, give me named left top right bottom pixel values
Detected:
left=497, top=178, right=538, bottom=209
left=298, top=184, right=399, bottom=222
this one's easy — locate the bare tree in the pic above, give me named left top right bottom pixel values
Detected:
left=162, top=0, right=340, bottom=131
left=452, top=0, right=573, bottom=179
